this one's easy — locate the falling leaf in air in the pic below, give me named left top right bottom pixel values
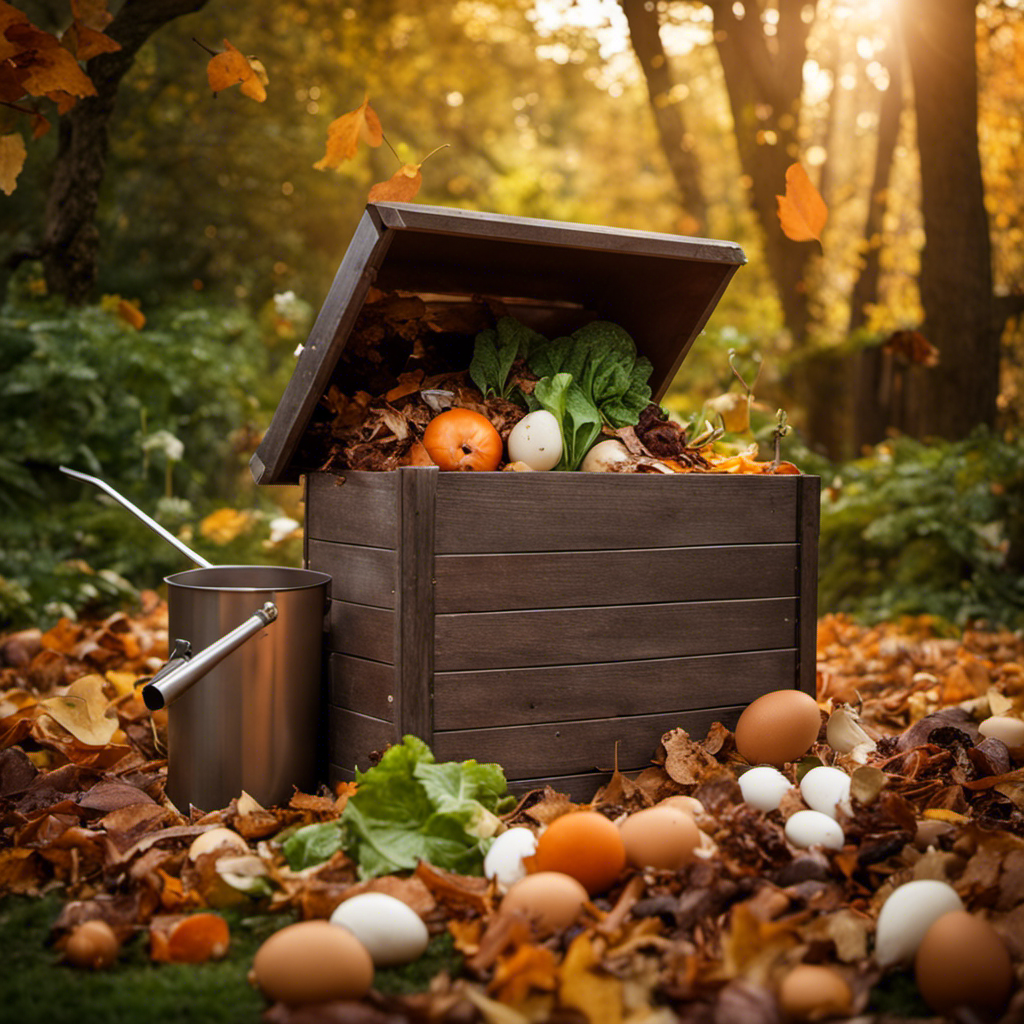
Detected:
left=116, top=298, right=146, bottom=330
left=206, top=40, right=267, bottom=102
left=776, top=163, right=828, bottom=244
left=314, top=94, right=383, bottom=170
left=0, top=133, right=26, bottom=195
left=368, top=163, right=423, bottom=203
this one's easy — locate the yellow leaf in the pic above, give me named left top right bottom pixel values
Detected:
left=199, top=507, right=253, bottom=545
left=922, top=808, right=970, bottom=825
left=38, top=675, right=119, bottom=747
left=314, top=95, right=383, bottom=170
left=368, top=163, right=422, bottom=203
left=558, top=934, right=623, bottom=1024
left=0, top=132, right=26, bottom=195
left=207, top=40, right=266, bottom=103
left=776, top=162, right=828, bottom=244
left=116, top=298, right=146, bottom=330
left=705, top=391, right=750, bottom=433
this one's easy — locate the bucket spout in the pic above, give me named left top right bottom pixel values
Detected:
left=143, top=602, right=277, bottom=711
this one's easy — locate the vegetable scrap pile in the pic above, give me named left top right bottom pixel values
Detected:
left=297, top=289, right=798, bottom=476
left=2, top=610, right=1024, bottom=1022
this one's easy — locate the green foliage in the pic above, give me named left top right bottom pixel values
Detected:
left=0, top=288, right=303, bottom=630
left=469, top=315, right=543, bottom=400
left=817, top=430, right=1024, bottom=629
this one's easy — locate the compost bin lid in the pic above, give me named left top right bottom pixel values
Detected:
left=252, top=202, right=746, bottom=484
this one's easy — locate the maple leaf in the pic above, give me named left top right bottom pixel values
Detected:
left=368, top=163, right=422, bottom=203
left=0, top=132, right=26, bottom=195
left=5, top=22, right=97, bottom=99
left=314, top=94, right=383, bottom=170
left=776, top=162, right=828, bottom=244
left=65, top=22, right=121, bottom=61
left=206, top=39, right=266, bottom=103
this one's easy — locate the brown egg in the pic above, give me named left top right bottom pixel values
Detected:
left=251, top=921, right=374, bottom=1005
left=914, top=911, right=1014, bottom=1016
left=778, top=964, right=853, bottom=1021
left=619, top=806, right=701, bottom=870
left=735, top=689, right=822, bottom=766
left=501, top=871, right=589, bottom=934
left=658, top=795, right=704, bottom=818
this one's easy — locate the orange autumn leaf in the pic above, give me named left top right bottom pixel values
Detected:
left=314, top=94, right=383, bottom=170
left=0, top=1, right=30, bottom=63
left=150, top=913, right=230, bottom=963
left=4, top=23, right=97, bottom=99
left=0, top=133, right=26, bottom=195
left=776, top=163, right=828, bottom=244
left=66, top=23, right=121, bottom=61
left=71, top=0, right=113, bottom=31
left=368, top=163, right=422, bottom=203
left=116, top=298, right=145, bottom=330
left=207, top=40, right=266, bottom=103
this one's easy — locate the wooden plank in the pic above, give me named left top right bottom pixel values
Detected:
left=396, top=467, right=437, bottom=745
left=506, top=772, right=615, bottom=803
left=433, top=704, right=749, bottom=778
left=433, top=474, right=800, bottom=553
left=432, top=649, right=797, bottom=729
left=308, top=539, right=396, bottom=609
left=329, top=653, right=395, bottom=722
left=328, top=707, right=398, bottom=774
left=797, top=475, right=821, bottom=697
left=306, top=472, right=399, bottom=549
left=327, top=601, right=395, bottom=663
left=435, top=597, right=797, bottom=671
left=434, top=544, right=799, bottom=612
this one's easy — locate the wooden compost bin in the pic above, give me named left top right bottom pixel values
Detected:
left=252, top=202, right=820, bottom=801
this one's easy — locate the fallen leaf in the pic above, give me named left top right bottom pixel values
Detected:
left=368, top=163, right=422, bottom=203
left=776, top=162, right=828, bottom=244
left=559, top=933, right=623, bottom=1024
left=0, top=132, right=26, bottom=196
left=314, top=94, right=383, bottom=170
left=206, top=40, right=266, bottom=102
left=38, top=675, right=119, bottom=746
left=116, top=298, right=145, bottom=330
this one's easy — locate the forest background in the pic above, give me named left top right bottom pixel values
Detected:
left=1, top=0, right=1023, bottom=632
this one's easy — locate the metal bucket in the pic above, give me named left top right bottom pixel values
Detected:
left=162, top=565, right=331, bottom=812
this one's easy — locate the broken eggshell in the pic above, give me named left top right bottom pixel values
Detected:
left=580, top=439, right=632, bottom=472
left=483, top=826, right=538, bottom=891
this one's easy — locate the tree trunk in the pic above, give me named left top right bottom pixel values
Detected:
left=898, top=0, right=997, bottom=438
left=43, top=0, right=209, bottom=303
left=619, top=0, right=708, bottom=235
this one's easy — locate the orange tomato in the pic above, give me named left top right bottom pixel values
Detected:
left=422, top=408, right=502, bottom=472
left=533, top=811, right=626, bottom=896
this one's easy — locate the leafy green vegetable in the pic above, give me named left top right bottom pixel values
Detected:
left=469, top=316, right=544, bottom=401
left=529, top=372, right=602, bottom=471
left=289, top=736, right=513, bottom=879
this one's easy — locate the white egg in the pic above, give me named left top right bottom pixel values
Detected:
left=874, top=880, right=964, bottom=967
left=800, top=766, right=853, bottom=820
left=784, top=810, right=845, bottom=851
left=738, top=766, right=794, bottom=812
left=580, top=439, right=632, bottom=472
left=483, top=826, right=537, bottom=892
left=507, top=411, right=563, bottom=471
left=979, top=715, right=1024, bottom=747
left=329, top=891, right=429, bottom=967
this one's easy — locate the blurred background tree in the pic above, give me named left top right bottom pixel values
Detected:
left=1, top=0, right=1022, bottom=629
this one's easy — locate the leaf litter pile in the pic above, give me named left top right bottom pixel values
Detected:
left=2, top=605, right=1024, bottom=1023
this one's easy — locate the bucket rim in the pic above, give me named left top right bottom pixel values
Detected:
left=165, top=565, right=332, bottom=593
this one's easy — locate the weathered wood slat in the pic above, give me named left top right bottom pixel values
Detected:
left=308, top=539, right=396, bottom=609
left=327, top=601, right=395, bottom=663
left=306, top=472, right=398, bottom=548
left=433, top=704, right=749, bottom=778
left=329, top=653, right=395, bottom=722
left=432, top=474, right=800, bottom=553
left=435, top=597, right=797, bottom=671
left=397, top=467, right=437, bottom=746
left=432, top=649, right=797, bottom=729
left=434, top=543, right=798, bottom=612
left=797, top=475, right=821, bottom=696
left=328, top=707, right=397, bottom=774
left=505, top=772, right=616, bottom=802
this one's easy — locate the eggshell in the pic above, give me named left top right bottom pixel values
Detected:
left=784, top=810, right=845, bottom=851
left=734, top=689, right=822, bottom=766
left=777, top=964, right=853, bottom=1022
left=914, top=911, right=1014, bottom=1016
left=506, top=411, right=563, bottom=471
left=658, top=795, right=704, bottom=817
left=251, top=920, right=373, bottom=1005
left=329, top=892, right=429, bottom=968
left=978, top=714, right=1024, bottom=748
left=619, top=806, right=701, bottom=870
left=874, top=879, right=964, bottom=967
left=501, top=872, right=589, bottom=933
left=483, top=827, right=538, bottom=891
left=580, top=439, right=632, bottom=472
left=799, top=766, right=852, bottom=820
left=188, top=827, right=248, bottom=860
left=738, top=766, right=794, bottom=812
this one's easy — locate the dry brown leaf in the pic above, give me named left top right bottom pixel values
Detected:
left=314, top=94, right=382, bottom=170
left=0, top=132, right=26, bottom=196
left=368, top=163, right=422, bottom=203
left=558, top=933, right=623, bottom=1024
left=38, top=675, right=119, bottom=747
left=206, top=40, right=266, bottom=103
left=776, top=162, right=828, bottom=244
